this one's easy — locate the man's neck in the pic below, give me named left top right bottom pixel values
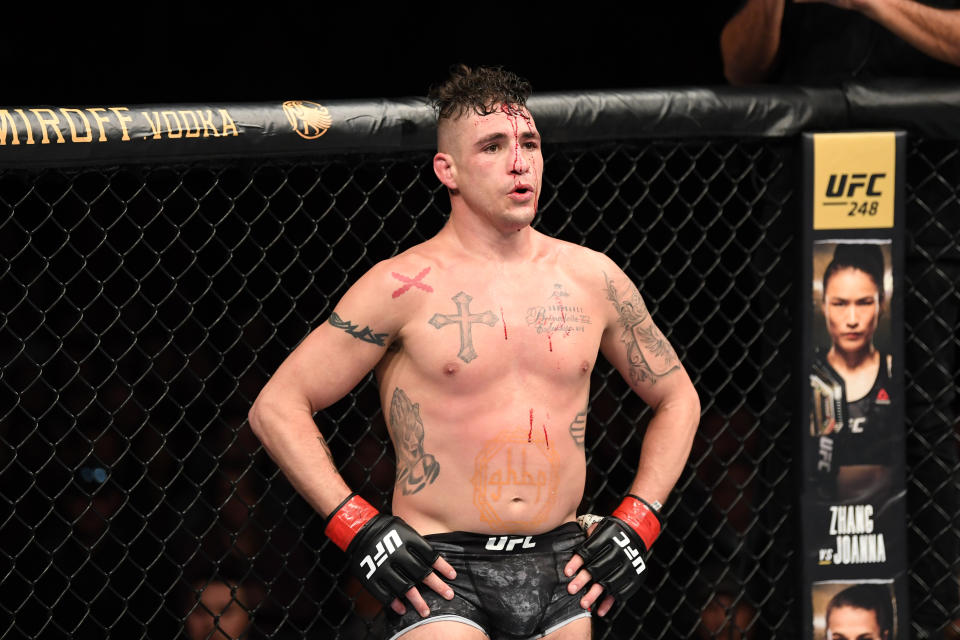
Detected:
left=440, top=208, right=540, bottom=263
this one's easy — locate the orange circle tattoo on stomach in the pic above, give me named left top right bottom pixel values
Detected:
left=471, top=427, right=559, bottom=531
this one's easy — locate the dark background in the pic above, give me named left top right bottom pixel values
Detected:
left=6, top=4, right=740, bottom=106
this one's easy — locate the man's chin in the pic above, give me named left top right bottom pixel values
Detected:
left=503, top=207, right=537, bottom=228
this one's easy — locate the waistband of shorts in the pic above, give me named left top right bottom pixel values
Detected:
left=424, top=522, right=581, bottom=553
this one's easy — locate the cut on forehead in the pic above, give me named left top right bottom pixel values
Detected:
left=436, top=104, right=536, bottom=152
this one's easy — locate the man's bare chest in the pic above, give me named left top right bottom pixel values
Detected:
left=396, top=275, right=603, bottom=385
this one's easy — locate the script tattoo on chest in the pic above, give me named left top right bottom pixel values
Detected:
left=328, top=312, right=388, bottom=347
left=428, top=291, right=498, bottom=363
left=525, top=283, right=592, bottom=336
left=603, top=272, right=680, bottom=385
left=388, top=387, right=440, bottom=495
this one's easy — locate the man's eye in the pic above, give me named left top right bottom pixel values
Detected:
left=484, top=144, right=499, bottom=153
left=523, top=141, right=539, bottom=150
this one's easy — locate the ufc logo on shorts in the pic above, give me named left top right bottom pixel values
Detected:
left=359, top=529, right=403, bottom=579
left=613, top=530, right=646, bottom=575
left=484, top=536, right=536, bottom=551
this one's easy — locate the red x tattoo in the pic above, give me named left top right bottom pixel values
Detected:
left=391, top=267, right=434, bottom=298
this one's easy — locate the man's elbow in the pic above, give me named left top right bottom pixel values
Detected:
left=722, top=54, right=774, bottom=86
left=724, top=64, right=756, bottom=87
left=665, top=378, right=701, bottom=437
left=680, top=382, right=701, bottom=432
left=720, top=31, right=778, bottom=85
left=248, top=387, right=279, bottom=442
left=248, top=394, right=267, bottom=439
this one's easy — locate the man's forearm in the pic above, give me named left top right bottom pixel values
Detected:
left=861, top=0, right=960, bottom=66
left=248, top=394, right=353, bottom=517
left=565, top=387, right=698, bottom=617
left=721, top=0, right=788, bottom=85
left=627, top=391, right=701, bottom=506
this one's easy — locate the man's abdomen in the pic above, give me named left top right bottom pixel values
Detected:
left=392, top=404, right=588, bottom=536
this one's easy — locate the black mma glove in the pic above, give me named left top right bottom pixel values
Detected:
left=324, top=492, right=440, bottom=606
left=574, top=495, right=661, bottom=601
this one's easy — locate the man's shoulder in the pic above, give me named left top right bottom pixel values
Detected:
left=376, top=238, right=450, bottom=271
left=344, top=242, right=451, bottom=309
left=540, top=236, right=621, bottom=281
left=540, top=235, right=610, bottom=264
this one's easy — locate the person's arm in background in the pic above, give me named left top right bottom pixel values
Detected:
left=720, top=0, right=788, bottom=84
left=801, top=0, right=960, bottom=66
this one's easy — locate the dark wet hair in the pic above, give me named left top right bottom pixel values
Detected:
left=428, top=64, right=532, bottom=121
left=822, top=243, right=885, bottom=303
left=826, top=584, right=893, bottom=634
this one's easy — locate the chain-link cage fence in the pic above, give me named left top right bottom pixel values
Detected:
left=1, top=92, right=958, bottom=640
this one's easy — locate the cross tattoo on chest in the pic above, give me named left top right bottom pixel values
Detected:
left=429, top=291, right=498, bottom=363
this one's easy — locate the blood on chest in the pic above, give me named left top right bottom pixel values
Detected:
left=400, top=304, right=598, bottom=390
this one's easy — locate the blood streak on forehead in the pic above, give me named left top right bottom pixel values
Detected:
left=496, top=104, right=537, bottom=175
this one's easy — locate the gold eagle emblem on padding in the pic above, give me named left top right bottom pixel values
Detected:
left=282, top=100, right=332, bottom=139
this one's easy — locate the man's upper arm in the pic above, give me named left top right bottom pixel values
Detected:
left=260, top=261, right=407, bottom=414
left=596, top=261, right=692, bottom=409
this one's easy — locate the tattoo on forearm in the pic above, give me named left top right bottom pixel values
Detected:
left=388, top=387, right=440, bottom=495
left=569, top=409, right=587, bottom=450
left=428, top=291, right=497, bottom=363
left=603, top=272, right=680, bottom=385
left=328, top=311, right=388, bottom=347
left=316, top=436, right=333, bottom=462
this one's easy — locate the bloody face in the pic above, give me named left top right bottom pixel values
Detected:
left=443, top=104, right=543, bottom=232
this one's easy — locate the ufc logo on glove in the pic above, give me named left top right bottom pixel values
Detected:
left=360, top=528, right=403, bottom=578
left=613, top=530, right=646, bottom=574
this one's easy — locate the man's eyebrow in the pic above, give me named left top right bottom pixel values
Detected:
left=475, top=130, right=541, bottom=148
left=475, top=132, right=508, bottom=147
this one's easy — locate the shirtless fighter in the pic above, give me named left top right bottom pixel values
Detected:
left=248, top=65, right=700, bottom=639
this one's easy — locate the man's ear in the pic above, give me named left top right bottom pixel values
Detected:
left=433, top=152, right=458, bottom=191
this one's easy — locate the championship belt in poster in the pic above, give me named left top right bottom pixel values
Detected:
left=800, top=132, right=908, bottom=639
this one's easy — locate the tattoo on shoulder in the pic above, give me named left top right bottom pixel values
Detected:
left=391, top=267, right=434, bottom=298
left=388, top=387, right=441, bottom=495
left=569, top=408, right=587, bottom=450
left=603, top=271, right=680, bottom=385
left=328, top=311, right=388, bottom=347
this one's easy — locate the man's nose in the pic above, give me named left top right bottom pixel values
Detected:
left=510, top=147, right=529, bottom=174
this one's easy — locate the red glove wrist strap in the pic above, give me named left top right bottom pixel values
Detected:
left=325, top=493, right=379, bottom=551
left=612, top=495, right=661, bottom=549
